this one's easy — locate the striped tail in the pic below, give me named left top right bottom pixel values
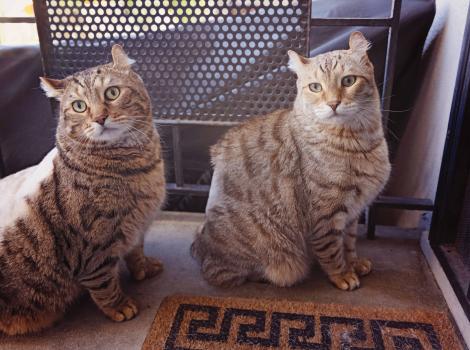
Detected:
left=190, top=223, right=206, bottom=262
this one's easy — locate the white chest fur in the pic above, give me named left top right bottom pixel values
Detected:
left=0, top=148, right=57, bottom=238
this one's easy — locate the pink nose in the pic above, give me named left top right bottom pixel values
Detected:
left=95, top=115, right=108, bottom=126
left=327, top=101, right=340, bottom=111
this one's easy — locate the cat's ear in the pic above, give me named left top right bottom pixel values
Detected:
left=349, top=31, right=371, bottom=53
left=111, top=44, right=135, bottom=69
left=287, top=50, right=309, bottom=74
left=39, top=77, right=65, bottom=100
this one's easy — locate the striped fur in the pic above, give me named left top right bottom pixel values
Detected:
left=191, top=32, right=391, bottom=291
left=0, top=45, right=165, bottom=335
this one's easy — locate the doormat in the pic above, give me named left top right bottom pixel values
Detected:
left=142, top=295, right=463, bottom=349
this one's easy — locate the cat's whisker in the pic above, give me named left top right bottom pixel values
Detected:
left=113, top=121, right=152, bottom=144
left=125, top=127, right=144, bottom=150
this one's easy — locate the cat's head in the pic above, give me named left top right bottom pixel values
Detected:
left=288, top=32, right=379, bottom=126
left=40, top=45, right=151, bottom=144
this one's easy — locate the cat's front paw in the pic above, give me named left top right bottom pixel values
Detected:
left=101, top=297, right=139, bottom=322
left=128, top=256, right=164, bottom=281
left=352, top=257, right=372, bottom=276
left=329, top=271, right=360, bottom=291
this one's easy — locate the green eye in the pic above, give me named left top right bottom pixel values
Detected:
left=342, top=75, right=357, bottom=87
left=308, top=83, right=322, bottom=93
left=105, top=86, right=120, bottom=100
left=72, top=100, right=87, bottom=113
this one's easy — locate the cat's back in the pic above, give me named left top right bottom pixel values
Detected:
left=210, top=109, right=291, bottom=167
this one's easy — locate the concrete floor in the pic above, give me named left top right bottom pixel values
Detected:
left=2, top=212, right=447, bottom=350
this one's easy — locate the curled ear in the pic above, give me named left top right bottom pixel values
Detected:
left=111, top=44, right=135, bottom=69
left=349, top=31, right=371, bottom=53
left=39, top=77, right=65, bottom=100
left=287, top=50, right=309, bottom=74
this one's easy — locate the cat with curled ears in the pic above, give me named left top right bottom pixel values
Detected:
left=191, top=32, right=391, bottom=291
left=0, top=45, right=165, bottom=335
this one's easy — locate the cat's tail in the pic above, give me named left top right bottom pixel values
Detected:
left=190, top=223, right=206, bottom=262
left=0, top=309, right=63, bottom=336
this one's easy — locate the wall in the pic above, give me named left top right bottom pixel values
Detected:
left=387, top=0, right=470, bottom=226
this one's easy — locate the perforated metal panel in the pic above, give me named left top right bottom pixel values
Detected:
left=34, top=0, right=310, bottom=123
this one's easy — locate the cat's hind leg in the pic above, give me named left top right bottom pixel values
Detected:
left=200, top=254, right=250, bottom=288
left=192, top=223, right=249, bottom=287
left=125, top=242, right=163, bottom=281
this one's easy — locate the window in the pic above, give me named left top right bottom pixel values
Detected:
left=0, top=0, right=38, bottom=45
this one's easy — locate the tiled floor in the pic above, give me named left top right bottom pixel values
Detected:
left=1, top=212, right=447, bottom=350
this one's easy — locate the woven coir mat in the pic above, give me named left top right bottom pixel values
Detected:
left=142, top=295, right=463, bottom=349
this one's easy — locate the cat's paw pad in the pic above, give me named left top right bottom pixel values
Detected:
left=352, top=257, right=372, bottom=276
left=130, top=256, right=164, bottom=281
left=329, top=271, right=360, bottom=291
left=102, top=297, right=139, bottom=322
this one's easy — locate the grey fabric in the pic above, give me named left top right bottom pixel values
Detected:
left=0, top=46, right=55, bottom=177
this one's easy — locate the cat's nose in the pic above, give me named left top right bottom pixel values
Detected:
left=95, top=115, right=108, bottom=126
left=327, top=101, right=340, bottom=111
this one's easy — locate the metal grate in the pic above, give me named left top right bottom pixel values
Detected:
left=34, top=0, right=310, bottom=124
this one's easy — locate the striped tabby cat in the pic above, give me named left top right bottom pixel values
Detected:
left=0, top=45, right=165, bottom=335
left=191, top=32, right=391, bottom=291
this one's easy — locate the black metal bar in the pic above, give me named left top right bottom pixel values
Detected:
left=365, top=195, right=433, bottom=240
left=310, top=18, right=393, bottom=27
left=381, top=0, right=402, bottom=129
left=374, top=196, right=434, bottom=210
left=33, top=0, right=53, bottom=77
left=0, top=17, right=36, bottom=23
left=166, top=183, right=210, bottom=197
left=306, top=0, right=312, bottom=57
left=172, top=126, right=184, bottom=187
left=366, top=205, right=377, bottom=239
left=156, top=119, right=240, bottom=127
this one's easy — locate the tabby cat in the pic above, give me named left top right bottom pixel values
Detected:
left=191, top=32, right=391, bottom=291
left=0, top=45, right=165, bottom=335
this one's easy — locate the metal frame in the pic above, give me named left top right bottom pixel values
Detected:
left=0, top=17, right=36, bottom=23
left=429, top=4, right=470, bottom=318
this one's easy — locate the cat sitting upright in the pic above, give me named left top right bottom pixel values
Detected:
left=0, top=45, right=165, bottom=335
left=191, top=32, right=391, bottom=291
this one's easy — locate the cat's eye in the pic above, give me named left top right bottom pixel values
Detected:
left=342, top=75, right=357, bottom=87
left=105, top=86, right=120, bottom=100
left=72, top=100, right=87, bottom=113
left=308, top=83, right=322, bottom=93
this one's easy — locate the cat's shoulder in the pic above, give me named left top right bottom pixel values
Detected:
left=0, top=148, right=57, bottom=233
